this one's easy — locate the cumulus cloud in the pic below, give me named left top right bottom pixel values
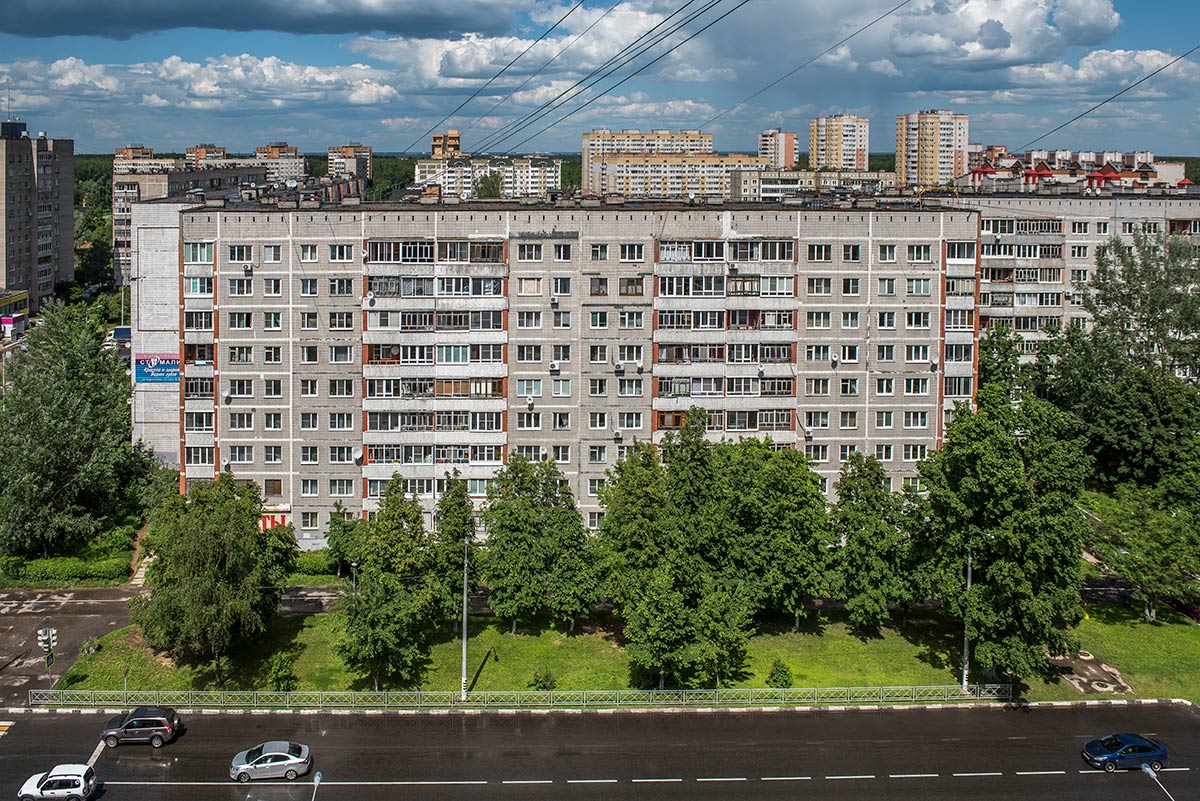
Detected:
left=0, top=0, right=531, bottom=38
left=867, top=58, right=901, bottom=77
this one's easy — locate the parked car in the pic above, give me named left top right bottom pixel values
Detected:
left=1082, top=732, right=1169, bottom=772
left=229, top=741, right=313, bottom=783
left=16, top=764, right=98, bottom=801
left=101, top=706, right=184, bottom=748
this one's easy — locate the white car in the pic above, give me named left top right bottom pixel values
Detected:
left=229, top=741, right=313, bottom=782
left=16, top=764, right=97, bottom=801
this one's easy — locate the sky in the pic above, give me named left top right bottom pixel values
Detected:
left=1, top=0, right=1199, bottom=156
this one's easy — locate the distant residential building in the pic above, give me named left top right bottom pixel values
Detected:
left=962, top=155, right=1186, bottom=193
left=185, top=144, right=227, bottom=166
left=808, top=114, right=869, bottom=171
left=729, top=169, right=895, bottom=200
left=111, top=145, right=267, bottom=283
left=254, top=142, right=307, bottom=184
left=581, top=129, right=713, bottom=192
left=0, top=289, right=30, bottom=338
left=414, top=157, right=562, bottom=198
left=1, top=119, right=73, bottom=313
left=586, top=152, right=769, bottom=198
left=328, top=142, right=373, bottom=181
left=431, top=130, right=463, bottom=159
left=895, top=109, right=969, bottom=188
left=758, top=129, right=798, bottom=169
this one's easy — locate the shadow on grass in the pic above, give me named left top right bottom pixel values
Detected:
left=893, top=612, right=963, bottom=674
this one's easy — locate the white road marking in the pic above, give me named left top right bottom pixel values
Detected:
left=1016, top=770, right=1065, bottom=775
left=826, top=774, right=875, bottom=780
left=566, top=779, right=617, bottom=784
left=282, top=781, right=490, bottom=786
left=1161, top=767, right=1191, bottom=772
left=697, top=777, right=746, bottom=782
left=761, top=776, right=811, bottom=781
left=953, top=772, right=1002, bottom=777
left=1007, top=736, right=1028, bottom=740
left=502, top=780, right=553, bottom=785
left=85, top=740, right=105, bottom=767
left=631, top=778, right=682, bottom=783
left=891, top=773, right=939, bottom=778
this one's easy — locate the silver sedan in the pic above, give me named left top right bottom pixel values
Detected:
left=229, top=741, right=313, bottom=782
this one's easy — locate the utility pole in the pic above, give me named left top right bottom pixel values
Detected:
left=961, top=549, right=972, bottom=692
left=458, top=532, right=468, bottom=700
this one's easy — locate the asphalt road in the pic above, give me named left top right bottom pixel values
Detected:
left=0, top=705, right=1195, bottom=800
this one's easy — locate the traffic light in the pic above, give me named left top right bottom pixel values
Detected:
left=37, top=627, right=57, bottom=653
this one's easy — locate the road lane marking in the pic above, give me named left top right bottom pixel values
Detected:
left=287, top=781, right=491, bottom=786
left=566, top=779, right=618, bottom=784
left=86, top=740, right=105, bottom=767
left=697, top=777, right=746, bottom=782
left=502, top=780, right=553, bottom=785
left=890, top=773, right=938, bottom=778
left=761, top=776, right=811, bottom=781
left=1016, top=770, right=1065, bottom=775
left=953, top=772, right=1002, bottom=777
left=1161, top=767, right=1191, bottom=772
left=632, top=778, right=682, bottom=783
left=1007, top=736, right=1028, bottom=740
left=826, top=774, right=875, bottom=780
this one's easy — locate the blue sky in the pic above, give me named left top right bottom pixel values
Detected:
left=1, top=0, right=1198, bottom=156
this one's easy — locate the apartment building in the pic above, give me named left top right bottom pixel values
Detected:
left=729, top=169, right=896, bottom=200
left=809, top=115, right=870, bottom=171
left=112, top=147, right=267, bottom=283
left=131, top=196, right=979, bottom=542
left=328, top=142, right=373, bottom=181
left=431, top=130, right=463, bottom=159
left=895, top=109, right=969, bottom=188
left=758, top=129, right=798, bottom=169
left=254, top=142, right=307, bottom=184
left=581, top=129, right=713, bottom=191
left=186, top=144, right=227, bottom=166
left=941, top=194, right=1200, bottom=357
left=1, top=119, right=74, bottom=313
left=586, top=153, right=770, bottom=199
left=414, top=157, right=562, bottom=198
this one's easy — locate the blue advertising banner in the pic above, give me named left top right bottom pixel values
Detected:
left=134, top=353, right=180, bottom=383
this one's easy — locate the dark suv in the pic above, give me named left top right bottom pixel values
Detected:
left=101, top=707, right=183, bottom=748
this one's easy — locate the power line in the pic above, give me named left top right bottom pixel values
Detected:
left=463, top=0, right=628, bottom=134
left=1016, top=44, right=1200, bottom=153
left=502, top=0, right=753, bottom=154
left=400, top=0, right=587, bottom=155
left=474, top=0, right=710, bottom=154
left=702, top=0, right=914, bottom=128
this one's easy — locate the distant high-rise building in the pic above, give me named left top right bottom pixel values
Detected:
left=758, top=129, right=797, bottom=169
left=809, top=114, right=869, bottom=171
left=0, top=119, right=73, bottom=313
left=328, top=142, right=373, bottom=181
left=431, top=130, right=462, bottom=159
left=186, top=144, right=227, bottom=166
left=253, top=142, right=306, bottom=183
left=415, top=157, right=562, bottom=198
left=895, top=109, right=969, bottom=188
left=581, top=129, right=713, bottom=192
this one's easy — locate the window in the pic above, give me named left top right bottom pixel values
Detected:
left=806, top=378, right=830, bottom=396
left=553, top=378, right=571, bottom=397
left=808, top=244, right=831, bottom=262
left=615, top=377, right=644, bottom=399
left=590, top=276, right=608, bottom=296
left=907, top=244, right=931, bottom=262
left=329, top=412, right=353, bottom=431
left=553, top=344, right=571, bottom=361
left=619, top=412, right=642, bottom=429
left=875, top=444, right=893, bottom=461
left=437, top=345, right=469, bottom=364
left=619, top=310, right=643, bottom=329
left=903, top=444, right=928, bottom=462
left=183, top=242, right=213, bottom=263
left=807, top=277, right=832, bottom=295
left=228, top=412, right=253, bottom=431
left=227, top=345, right=252, bottom=364
left=878, top=277, right=895, bottom=295
left=553, top=445, right=570, bottom=463
left=299, top=244, right=318, bottom=262
left=806, top=311, right=831, bottom=329
left=590, top=311, right=609, bottom=329
left=761, top=276, right=793, bottom=296
left=805, top=411, right=829, bottom=429
left=329, top=277, right=354, bottom=295
left=264, top=446, right=282, bottom=464
left=300, top=278, right=317, bottom=296
left=517, top=311, right=542, bottom=329
left=227, top=445, right=253, bottom=464
left=876, top=344, right=894, bottom=361
left=184, top=412, right=214, bottom=432
left=1071, top=221, right=1090, bottom=234
left=516, top=378, right=542, bottom=397
left=300, top=379, right=318, bottom=397
left=587, top=478, right=604, bottom=497
left=876, top=410, right=893, bottom=428
left=947, top=242, right=976, bottom=260
left=229, top=379, right=253, bottom=397
left=552, top=412, right=570, bottom=431
left=553, top=276, right=572, bottom=295
left=553, top=310, right=572, bottom=328
left=906, top=311, right=930, bottom=329
left=518, top=277, right=543, bottom=296
left=263, top=277, right=281, bottom=296
left=904, top=377, right=930, bottom=395
left=589, top=345, right=608, bottom=362
left=263, top=311, right=282, bottom=330
left=841, top=311, right=859, bottom=329
left=300, top=345, right=317, bottom=364
left=906, top=278, right=932, bottom=296
left=516, top=345, right=542, bottom=362
left=841, top=344, right=859, bottom=362
left=300, top=413, right=317, bottom=430
left=878, top=244, right=896, bottom=262
left=516, top=412, right=541, bottom=430
left=877, top=311, right=896, bottom=329
left=1096, top=222, right=1109, bottom=234
left=619, top=277, right=644, bottom=296
left=619, top=243, right=644, bottom=262
left=589, top=378, right=608, bottom=397
left=329, top=244, right=354, bottom=262
left=843, top=243, right=861, bottom=262
left=841, top=277, right=860, bottom=296
left=589, top=411, right=608, bottom=429
left=228, top=311, right=251, bottom=330
left=1070, top=245, right=1089, bottom=259
left=554, top=243, right=571, bottom=261
left=300, top=311, right=317, bottom=330
left=805, top=444, right=829, bottom=462
left=840, top=444, right=858, bottom=461
left=591, top=243, right=609, bottom=260
left=589, top=445, right=607, bottom=463
left=905, top=344, right=930, bottom=363
left=263, top=244, right=281, bottom=263
left=329, top=479, right=354, bottom=497
left=840, top=410, right=858, bottom=429
left=904, top=411, right=928, bottom=429
left=946, top=375, right=974, bottom=396
left=184, top=276, right=213, bottom=296
left=329, top=379, right=353, bottom=397
left=518, top=243, right=542, bottom=261
left=876, top=377, right=894, bottom=395
left=840, top=378, right=858, bottom=396
left=264, top=379, right=282, bottom=398
left=300, top=479, right=318, bottom=497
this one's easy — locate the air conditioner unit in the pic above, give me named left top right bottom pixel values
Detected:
left=221, top=389, right=232, bottom=404
left=242, top=264, right=253, bottom=276
left=366, top=291, right=376, bottom=307
left=757, top=363, right=766, bottom=377
left=614, top=362, right=625, bottom=374
left=613, top=429, right=624, bottom=440
left=728, top=265, right=739, bottom=275
left=635, top=361, right=644, bottom=374
left=548, top=360, right=561, bottom=372
left=221, top=459, right=231, bottom=471
left=550, top=296, right=559, bottom=307
left=930, top=358, right=940, bottom=371
left=802, top=427, right=813, bottom=440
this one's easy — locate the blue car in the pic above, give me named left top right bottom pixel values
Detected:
left=1082, top=732, right=1169, bottom=772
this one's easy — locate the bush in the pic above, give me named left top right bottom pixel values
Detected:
left=293, top=549, right=335, bottom=576
left=267, top=652, right=297, bottom=692
left=14, top=555, right=130, bottom=583
left=0, top=555, right=23, bottom=579
left=91, top=525, right=138, bottom=557
left=529, top=667, right=557, bottom=691
left=766, top=658, right=793, bottom=689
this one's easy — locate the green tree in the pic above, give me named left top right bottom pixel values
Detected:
left=132, top=475, right=297, bottom=684
left=366, top=156, right=415, bottom=200
left=766, top=658, right=793, bottom=688
left=623, top=560, right=697, bottom=689
left=977, top=326, right=1024, bottom=396
left=324, top=502, right=366, bottom=575
left=560, top=158, right=582, bottom=191
left=689, top=578, right=754, bottom=687
left=918, top=387, right=1089, bottom=679
left=0, top=302, right=144, bottom=557
left=832, top=454, right=910, bottom=633
left=434, top=470, right=479, bottom=620
left=1089, top=485, right=1200, bottom=622
left=74, top=206, right=113, bottom=287
left=473, top=172, right=504, bottom=198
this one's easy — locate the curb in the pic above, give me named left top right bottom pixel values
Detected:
left=7, top=698, right=1195, bottom=717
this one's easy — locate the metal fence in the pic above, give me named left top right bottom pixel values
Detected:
left=29, top=685, right=1011, bottom=709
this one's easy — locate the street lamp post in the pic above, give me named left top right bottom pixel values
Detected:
left=350, top=562, right=358, bottom=594
left=961, top=548, right=973, bottom=692
left=310, top=771, right=323, bottom=801
left=1141, top=764, right=1178, bottom=801
left=460, top=533, right=470, bottom=702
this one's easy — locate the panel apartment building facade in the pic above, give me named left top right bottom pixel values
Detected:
left=132, top=199, right=979, bottom=544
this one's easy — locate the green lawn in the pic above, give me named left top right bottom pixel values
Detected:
left=58, top=604, right=1200, bottom=700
